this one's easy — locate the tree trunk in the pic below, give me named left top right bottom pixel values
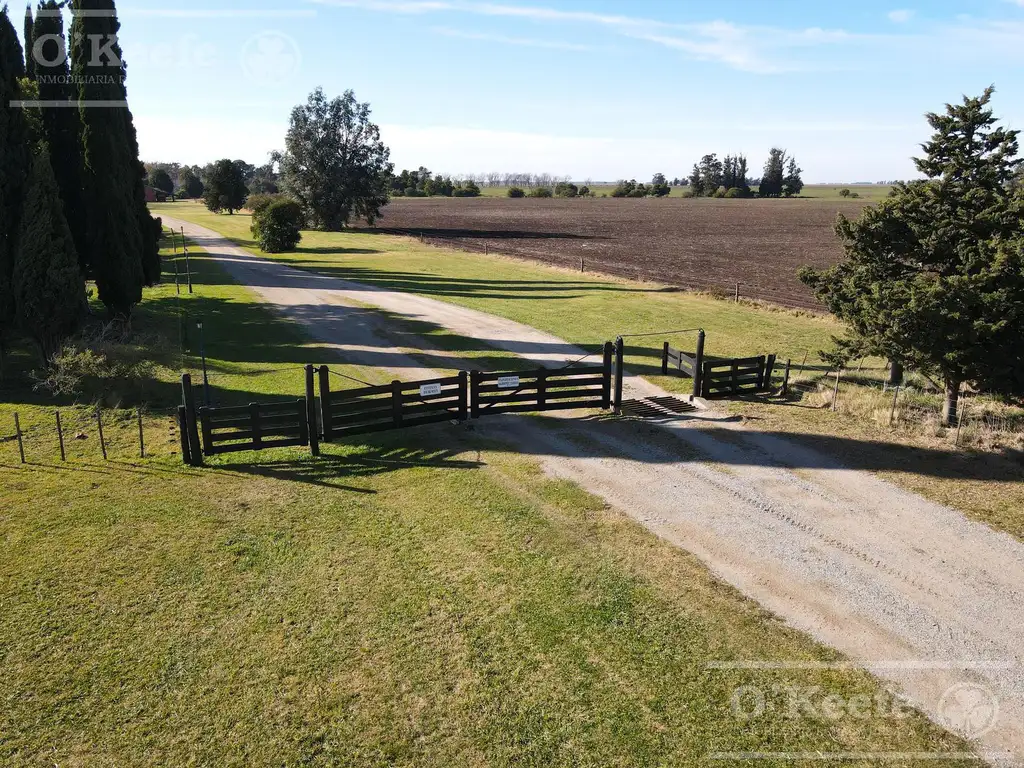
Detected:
left=943, top=378, right=961, bottom=428
left=888, top=361, right=904, bottom=387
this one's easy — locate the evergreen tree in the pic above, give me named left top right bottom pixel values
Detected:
left=179, top=167, right=204, bottom=199
left=688, top=163, right=703, bottom=196
left=760, top=148, right=787, bottom=197
left=71, top=0, right=144, bottom=316
left=0, top=6, right=30, bottom=349
left=800, top=88, right=1024, bottom=425
left=13, top=147, right=84, bottom=360
left=32, top=1, right=88, bottom=272
left=22, top=3, right=32, bottom=79
left=148, top=168, right=173, bottom=194
left=203, top=158, right=249, bottom=213
left=783, top=156, right=804, bottom=197
left=737, top=155, right=750, bottom=195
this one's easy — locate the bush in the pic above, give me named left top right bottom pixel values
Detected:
left=33, top=332, right=159, bottom=405
left=724, top=187, right=743, bottom=198
left=712, top=186, right=727, bottom=198
left=528, top=186, right=553, bottom=198
left=679, top=189, right=696, bottom=199
left=453, top=180, right=481, bottom=197
left=256, top=199, right=304, bottom=253
left=391, top=188, right=405, bottom=197
left=650, top=183, right=671, bottom=197
left=579, top=185, right=591, bottom=197
left=508, top=187, right=526, bottom=198
left=839, top=188, right=852, bottom=198
left=611, top=180, right=635, bottom=198
left=554, top=182, right=578, bottom=198
left=405, top=187, right=426, bottom=198
left=246, top=193, right=282, bottom=219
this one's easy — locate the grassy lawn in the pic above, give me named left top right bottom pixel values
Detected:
left=154, top=202, right=1024, bottom=540
left=0, top=231, right=981, bottom=765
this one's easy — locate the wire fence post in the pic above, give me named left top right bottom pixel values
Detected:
left=137, top=408, right=145, bottom=459
left=14, top=412, right=25, bottom=464
left=56, top=410, right=66, bottom=462
left=955, top=392, right=969, bottom=448
left=735, top=283, right=740, bottom=303
left=889, top=384, right=901, bottom=427
left=781, top=359, right=792, bottom=396
left=96, top=409, right=107, bottom=460
left=182, top=227, right=193, bottom=294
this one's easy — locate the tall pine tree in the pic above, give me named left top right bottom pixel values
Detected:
left=33, top=1, right=88, bottom=272
left=0, top=6, right=30, bottom=353
left=70, top=0, right=144, bottom=316
left=13, top=146, right=84, bottom=360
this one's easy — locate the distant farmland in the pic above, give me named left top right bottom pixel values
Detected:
left=366, top=197, right=872, bottom=309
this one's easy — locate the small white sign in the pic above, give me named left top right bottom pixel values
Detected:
left=497, top=376, right=521, bottom=390
left=419, top=383, right=442, bottom=397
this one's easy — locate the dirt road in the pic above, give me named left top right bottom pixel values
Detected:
left=166, top=217, right=1024, bottom=763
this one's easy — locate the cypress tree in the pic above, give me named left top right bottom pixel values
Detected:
left=13, top=147, right=84, bottom=360
left=70, top=0, right=143, bottom=317
left=33, top=1, right=88, bottom=271
left=22, top=3, right=32, bottom=79
left=0, top=6, right=30, bottom=351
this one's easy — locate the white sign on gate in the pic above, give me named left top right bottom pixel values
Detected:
left=497, top=376, right=521, bottom=390
left=419, top=383, right=442, bottom=397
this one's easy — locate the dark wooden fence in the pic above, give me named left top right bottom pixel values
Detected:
left=318, top=367, right=468, bottom=440
left=701, top=355, right=776, bottom=398
left=198, top=399, right=309, bottom=456
left=471, top=344, right=613, bottom=417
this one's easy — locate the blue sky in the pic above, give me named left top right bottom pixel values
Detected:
left=57, top=0, right=1024, bottom=181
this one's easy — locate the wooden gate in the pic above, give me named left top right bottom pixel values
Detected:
left=318, top=368, right=468, bottom=440
left=198, top=399, right=309, bottom=456
left=700, top=355, right=776, bottom=398
left=471, top=343, right=613, bottom=417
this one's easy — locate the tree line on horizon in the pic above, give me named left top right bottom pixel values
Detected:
left=1, top=0, right=159, bottom=367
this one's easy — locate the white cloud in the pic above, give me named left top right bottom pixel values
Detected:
left=888, top=9, right=915, bottom=23
left=430, top=26, right=598, bottom=51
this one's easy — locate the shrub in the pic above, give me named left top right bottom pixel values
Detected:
left=404, top=187, right=426, bottom=197
left=680, top=189, right=696, bottom=199
left=246, top=192, right=282, bottom=218
left=839, top=188, right=852, bottom=198
left=256, top=199, right=304, bottom=253
left=554, top=182, right=578, bottom=198
left=713, top=186, right=727, bottom=198
left=724, top=187, right=743, bottom=198
left=850, top=192, right=861, bottom=199
left=528, top=186, right=553, bottom=198
left=453, top=180, right=481, bottom=197
left=508, top=187, right=526, bottom=198
left=650, top=182, right=671, bottom=197
left=611, top=179, right=635, bottom=198
left=391, top=188, right=406, bottom=197
left=579, top=185, right=591, bottom=197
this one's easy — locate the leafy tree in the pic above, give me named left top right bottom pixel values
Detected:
left=179, top=167, right=204, bottom=198
left=150, top=167, right=174, bottom=194
left=453, top=179, right=481, bottom=197
left=71, top=0, right=145, bottom=317
left=611, top=179, right=635, bottom=198
left=554, top=181, right=578, bottom=198
left=783, top=157, right=804, bottom=197
left=32, top=1, right=87, bottom=269
left=13, top=148, right=84, bottom=360
left=650, top=173, right=671, bottom=197
left=278, top=87, right=393, bottom=229
left=760, top=148, right=786, bottom=197
left=1, top=5, right=30, bottom=349
left=203, top=158, right=249, bottom=214
left=800, top=88, right=1024, bottom=425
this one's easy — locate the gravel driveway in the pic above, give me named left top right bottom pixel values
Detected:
left=166, top=216, right=1024, bottom=764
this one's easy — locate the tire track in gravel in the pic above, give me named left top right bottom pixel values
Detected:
left=165, top=216, right=1024, bottom=763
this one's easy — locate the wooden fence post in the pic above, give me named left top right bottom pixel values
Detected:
left=177, top=406, right=192, bottom=465
left=137, top=408, right=145, bottom=459
left=391, top=381, right=404, bottom=427
left=693, top=330, right=706, bottom=398
left=762, top=354, right=777, bottom=391
left=782, top=360, right=792, bottom=396
left=458, top=371, right=469, bottom=421
left=250, top=403, right=262, bottom=449
left=471, top=371, right=481, bottom=419
left=56, top=410, right=66, bottom=461
left=735, top=283, right=740, bottom=303
left=318, top=366, right=333, bottom=442
left=96, top=409, right=107, bottom=460
left=181, top=374, right=203, bottom=466
left=613, top=336, right=625, bottom=414
left=13, top=413, right=25, bottom=464
left=602, top=341, right=613, bottom=409
left=661, top=342, right=670, bottom=375
left=305, top=364, right=320, bottom=456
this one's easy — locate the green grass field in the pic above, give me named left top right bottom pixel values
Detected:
left=470, top=184, right=893, bottom=200
left=0, top=235, right=980, bottom=765
left=152, top=202, right=1024, bottom=540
